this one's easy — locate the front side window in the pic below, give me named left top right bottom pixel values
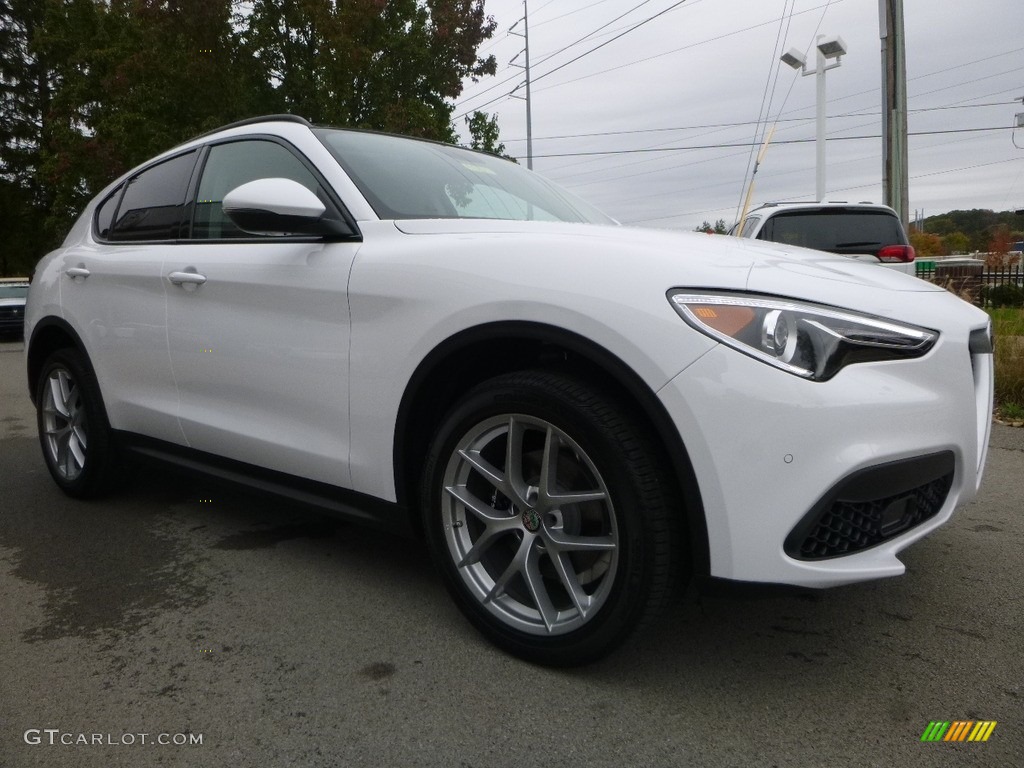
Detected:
left=315, top=129, right=613, bottom=225
left=193, top=140, right=323, bottom=239
left=109, top=151, right=197, bottom=241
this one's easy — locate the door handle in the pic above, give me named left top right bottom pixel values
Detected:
left=65, top=267, right=90, bottom=279
left=168, top=271, right=207, bottom=286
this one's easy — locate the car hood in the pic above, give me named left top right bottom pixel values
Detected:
left=394, top=219, right=943, bottom=303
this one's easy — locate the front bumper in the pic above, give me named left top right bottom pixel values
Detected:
left=658, top=311, right=992, bottom=588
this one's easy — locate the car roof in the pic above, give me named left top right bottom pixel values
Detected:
left=749, top=201, right=899, bottom=215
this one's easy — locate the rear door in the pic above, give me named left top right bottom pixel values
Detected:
left=59, top=150, right=199, bottom=442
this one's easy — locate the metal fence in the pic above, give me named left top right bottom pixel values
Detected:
left=914, top=264, right=1024, bottom=307
left=915, top=265, right=1024, bottom=286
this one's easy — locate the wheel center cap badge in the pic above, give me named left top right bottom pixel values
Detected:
left=522, top=508, right=542, bottom=533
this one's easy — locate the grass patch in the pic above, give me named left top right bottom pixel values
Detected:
left=988, top=307, right=1024, bottom=415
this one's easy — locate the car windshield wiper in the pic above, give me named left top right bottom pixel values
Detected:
left=833, top=241, right=882, bottom=248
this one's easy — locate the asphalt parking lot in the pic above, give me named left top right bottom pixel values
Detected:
left=1, top=338, right=1021, bottom=767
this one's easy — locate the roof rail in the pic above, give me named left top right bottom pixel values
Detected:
left=192, top=114, right=313, bottom=141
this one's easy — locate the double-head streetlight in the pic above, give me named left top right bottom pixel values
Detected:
left=781, top=35, right=848, bottom=201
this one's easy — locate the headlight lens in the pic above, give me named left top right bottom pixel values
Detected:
left=669, top=291, right=937, bottom=381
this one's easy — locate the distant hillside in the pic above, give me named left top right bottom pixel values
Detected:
left=917, top=209, right=1023, bottom=253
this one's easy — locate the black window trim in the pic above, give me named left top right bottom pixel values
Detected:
left=92, top=183, right=126, bottom=242
left=92, top=135, right=361, bottom=245
left=94, top=148, right=201, bottom=245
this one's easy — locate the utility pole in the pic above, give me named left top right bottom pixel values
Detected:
left=880, top=0, right=909, bottom=227
left=509, top=1, right=534, bottom=169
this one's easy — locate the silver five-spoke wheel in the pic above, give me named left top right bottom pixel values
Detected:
left=442, top=414, right=618, bottom=636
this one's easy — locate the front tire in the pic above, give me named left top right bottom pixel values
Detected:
left=421, top=370, right=682, bottom=666
left=35, top=348, right=118, bottom=498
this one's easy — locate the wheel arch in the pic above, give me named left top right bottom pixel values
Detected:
left=393, top=320, right=710, bottom=576
left=26, top=317, right=90, bottom=407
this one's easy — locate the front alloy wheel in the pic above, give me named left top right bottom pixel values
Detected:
left=442, top=413, right=619, bottom=636
left=422, top=370, right=682, bottom=666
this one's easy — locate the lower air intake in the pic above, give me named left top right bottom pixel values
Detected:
left=785, top=452, right=955, bottom=560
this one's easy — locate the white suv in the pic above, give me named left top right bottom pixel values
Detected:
left=735, top=201, right=917, bottom=275
left=24, top=116, right=991, bottom=665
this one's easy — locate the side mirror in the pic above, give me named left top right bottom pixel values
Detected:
left=222, top=178, right=354, bottom=238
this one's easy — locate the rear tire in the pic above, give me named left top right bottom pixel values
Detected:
left=35, top=348, right=118, bottom=498
left=421, top=370, right=683, bottom=666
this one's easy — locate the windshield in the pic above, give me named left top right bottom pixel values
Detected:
left=314, top=129, right=613, bottom=225
left=0, top=284, right=28, bottom=299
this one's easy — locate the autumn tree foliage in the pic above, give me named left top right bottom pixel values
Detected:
left=986, top=225, right=1021, bottom=268
left=908, top=229, right=944, bottom=258
left=0, top=0, right=498, bottom=275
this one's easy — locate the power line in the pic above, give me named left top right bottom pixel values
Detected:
left=530, top=0, right=847, bottom=96
left=623, top=155, right=1024, bottom=225
left=453, top=0, right=686, bottom=118
left=529, top=126, right=1016, bottom=160
left=528, top=0, right=691, bottom=87
left=501, top=102, right=1016, bottom=144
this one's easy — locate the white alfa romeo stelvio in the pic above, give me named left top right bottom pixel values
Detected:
left=24, top=116, right=993, bottom=665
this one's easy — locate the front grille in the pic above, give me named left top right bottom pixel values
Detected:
left=785, top=452, right=955, bottom=560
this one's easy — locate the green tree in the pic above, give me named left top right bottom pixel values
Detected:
left=36, top=0, right=272, bottom=242
left=244, top=0, right=496, bottom=140
left=0, top=0, right=56, bottom=274
left=464, top=110, right=507, bottom=156
left=1, top=0, right=499, bottom=273
left=943, top=230, right=970, bottom=255
left=695, top=219, right=728, bottom=234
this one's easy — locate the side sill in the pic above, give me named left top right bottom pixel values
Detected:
left=116, top=432, right=413, bottom=537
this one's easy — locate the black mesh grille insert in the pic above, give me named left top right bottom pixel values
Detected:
left=785, top=452, right=955, bottom=561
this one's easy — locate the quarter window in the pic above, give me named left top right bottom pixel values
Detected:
left=740, top=216, right=760, bottom=238
left=193, top=140, right=322, bottom=239
left=109, top=151, right=197, bottom=241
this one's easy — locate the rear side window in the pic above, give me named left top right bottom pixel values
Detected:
left=192, top=140, right=322, bottom=239
left=109, top=151, right=198, bottom=241
left=760, top=211, right=906, bottom=253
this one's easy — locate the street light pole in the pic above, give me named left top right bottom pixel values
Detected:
left=816, top=42, right=827, bottom=201
left=781, top=36, right=847, bottom=201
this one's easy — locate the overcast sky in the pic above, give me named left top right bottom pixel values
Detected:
left=453, top=0, right=1024, bottom=230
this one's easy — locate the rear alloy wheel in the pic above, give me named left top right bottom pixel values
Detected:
left=36, top=348, right=117, bottom=498
left=422, top=370, right=681, bottom=666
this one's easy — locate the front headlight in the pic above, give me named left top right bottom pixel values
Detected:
left=669, top=291, right=937, bottom=381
